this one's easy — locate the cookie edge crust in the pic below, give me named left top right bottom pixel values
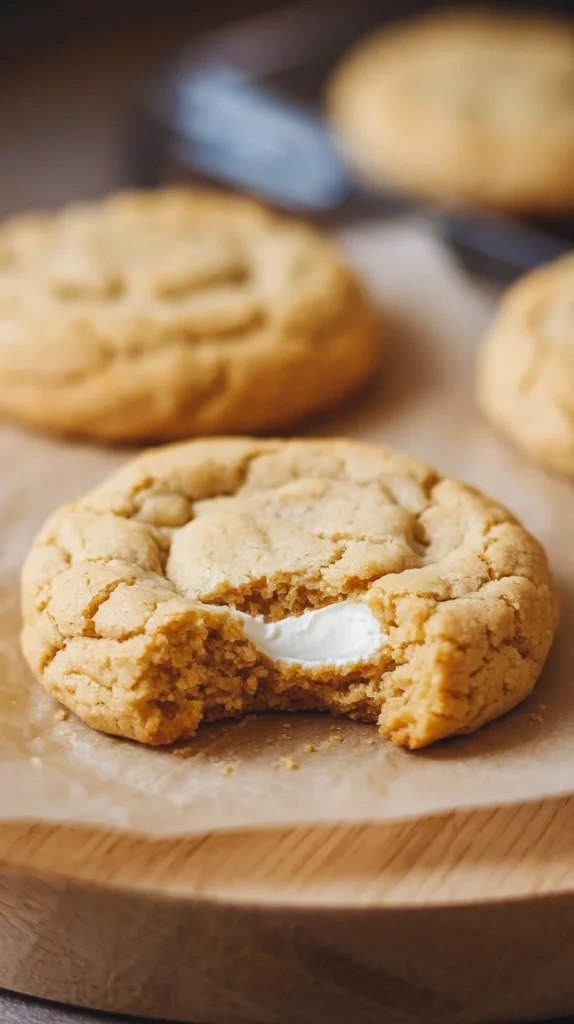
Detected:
left=477, top=256, right=574, bottom=476
left=0, top=190, right=382, bottom=441
left=326, top=14, right=574, bottom=215
left=20, top=437, right=559, bottom=749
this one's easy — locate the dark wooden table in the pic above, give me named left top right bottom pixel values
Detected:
left=0, top=0, right=277, bottom=218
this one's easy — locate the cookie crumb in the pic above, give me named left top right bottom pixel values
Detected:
left=362, top=737, right=376, bottom=746
left=303, top=743, right=316, bottom=753
left=529, top=712, right=544, bottom=724
left=278, top=755, right=299, bottom=771
left=329, top=733, right=344, bottom=744
left=172, top=747, right=204, bottom=760
left=221, top=764, right=235, bottom=776
left=55, top=709, right=69, bottom=722
left=282, top=722, right=292, bottom=730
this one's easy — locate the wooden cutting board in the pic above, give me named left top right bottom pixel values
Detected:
left=1, top=799, right=574, bottom=1024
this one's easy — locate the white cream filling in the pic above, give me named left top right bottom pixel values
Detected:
left=233, top=600, right=384, bottom=667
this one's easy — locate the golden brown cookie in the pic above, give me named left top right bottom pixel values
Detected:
left=477, top=253, right=574, bottom=475
left=21, top=437, right=558, bottom=749
left=328, top=8, right=574, bottom=214
left=0, top=190, right=380, bottom=441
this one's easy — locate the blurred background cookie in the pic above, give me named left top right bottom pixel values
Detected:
left=327, top=7, right=574, bottom=215
left=477, top=252, right=574, bottom=475
left=0, top=188, right=381, bottom=442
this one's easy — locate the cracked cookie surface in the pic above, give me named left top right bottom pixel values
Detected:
left=328, top=9, right=574, bottom=214
left=0, top=189, right=380, bottom=441
left=478, top=254, right=574, bottom=476
left=21, top=438, right=558, bottom=748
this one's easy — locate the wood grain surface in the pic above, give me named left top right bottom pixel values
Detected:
left=2, top=799, right=574, bottom=1022
left=1, top=797, right=574, bottom=907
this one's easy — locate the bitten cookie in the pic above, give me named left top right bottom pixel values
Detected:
left=0, top=189, right=380, bottom=441
left=478, top=254, right=574, bottom=476
left=327, top=8, right=574, bottom=214
left=21, top=438, right=558, bottom=749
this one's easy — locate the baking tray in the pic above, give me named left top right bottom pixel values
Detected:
left=130, top=0, right=574, bottom=283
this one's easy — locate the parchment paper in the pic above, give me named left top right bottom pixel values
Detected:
left=1, top=220, right=573, bottom=837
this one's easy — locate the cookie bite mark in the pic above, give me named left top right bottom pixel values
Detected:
left=21, top=438, right=558, bottom=748
left=166, top=476, right=428, bottom=618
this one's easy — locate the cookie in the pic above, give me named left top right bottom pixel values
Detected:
left=477, top=253, right=574, bottom=475
left=21, top=437, right=558, bottom=749
left=0, top=189, right=380, bottom=441
left=328, top=8, right=574, bottom=214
